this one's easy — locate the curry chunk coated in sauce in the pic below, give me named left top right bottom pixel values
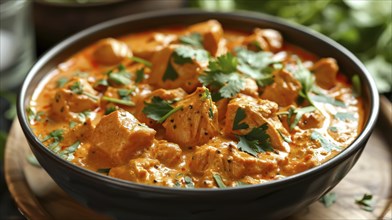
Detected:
left=29, top=20, right=364, bottom=188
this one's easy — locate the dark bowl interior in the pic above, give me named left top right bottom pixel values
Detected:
left=18, top=9, right=379, bottom=219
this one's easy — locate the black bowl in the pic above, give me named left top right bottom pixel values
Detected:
left=17, top=9, right=379, bottom=219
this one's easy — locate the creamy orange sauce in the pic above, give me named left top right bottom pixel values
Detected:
left=28, top=20, right=363, bottom=188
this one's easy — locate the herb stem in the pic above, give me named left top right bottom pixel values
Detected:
left=102, top=96, right=135, bottom=106
left=157, top=105, right=183, bottom=123
left=130, top=56, right=152, bottom=67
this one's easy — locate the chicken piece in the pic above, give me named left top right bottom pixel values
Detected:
left=163, top=87, right=220, bottom=147
left=131, top=33, right=177, bottom=60
left=241, top=78, right=259, bottom=97
left=189, top=138, right=278, bottom=179
left=133, top=88, right=187, bottom=127
left=261, top=69, right=302, bottom=107
left=311, top=58, right=338, bottom=89
left=150, top=140, right=183, bottom=168
left=62, top=119, right=94, bottom=146
left=51, top=78, right=99, bottom=121
left=109, top=158, right=165, bottom=184
left=224, top=95, right=290, bottom=152
left=188, top=20, right=225, bottom=56
left=216, top=98, right=229, bottom=123
left=88, top=110, right=156, bottom=167
left=148, top=45, right=207, bottom=93
left=92, top=38, right=131, bottom=66
left=298, top=110, right=325, bottom=129
left=243, top=28, right=283, bottom=52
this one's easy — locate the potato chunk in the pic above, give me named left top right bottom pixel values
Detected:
left=163, top=87, right=219, bottom=147
left=89, top=110, right=156, bottom=167
left=224, top=95, right=290, bottom=152
left=93, top=38, right=131, bottom=65
left=260, top=69, right=302, bottom=107
left=311, top=58, right=338, bottom=89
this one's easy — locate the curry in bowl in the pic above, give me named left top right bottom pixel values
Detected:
left=27, top=20, right=363, bottom=188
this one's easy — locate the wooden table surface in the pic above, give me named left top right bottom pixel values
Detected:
left=4, top=97, right=392, bottom=220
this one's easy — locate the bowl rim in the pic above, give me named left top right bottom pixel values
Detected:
left=18, top=8, right=380, bottom=195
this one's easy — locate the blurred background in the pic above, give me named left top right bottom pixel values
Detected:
left=0, top=0, right=391, bottom=218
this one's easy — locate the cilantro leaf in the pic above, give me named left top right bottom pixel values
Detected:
left=41, top=129, right=64, bottom=143
left=78, top=110, right=91, bottom=123
left=69, top=81, right=83, bottom=95
left=351, top=74, right=361, bottom=97
left=311, top=130, right=340, bottom=152
left=319, top=192, right=336, bottom=208
left=311, top=94, right=346, bottom=107
left=107, top=64, right=132, bottom=85
left=172, top=46, right=209, bottom=65
left=334, top=112, right=356, bottom=121
left=290, top=106, right=316, bottom=130
left=236, top=124, right=273, bottom=156
left=199, top=53, right=245, bottom=99
left=213, top=173, right=226, bottom=188
left=200, top=88, right=214, bottom=119
left=104, top=106, right=117, bottom=115
left=56, top=77, right=69, bottom=88
left=184, top=176, right=194, bottom=188
left=143, top=96, right=183, bottom=123
left=162, top=59, right=179, bottom=81
left=179, top=32, right=203, bottom=48
left=293, top=58, right=316, bottom=107
left=355, top=193, right=374, bottom=212
left=58, top=141, right=80, bottom=161
left=26, top=107, right=44, bottom=123
left=135, top=68, right=145, bottom=83
left=117, top=88, right=134, bottom=101
left=233, top=108, right=249, bottom=130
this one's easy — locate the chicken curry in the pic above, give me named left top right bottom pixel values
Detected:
left=28, top=20, right=364, bottom=188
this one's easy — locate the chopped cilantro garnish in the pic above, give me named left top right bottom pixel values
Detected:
left=130, top=56, right=152, bottom=67
left=69, top=81, right=83, bottom=95
left=213, top=173, right=226, bottom=188
left=355, top=193, right=374, bottom=212
left=200, top=88, right=214, bottom=119
left=58, top=141, right=80, bottom=161
left=293, top=58, right=316, bottom=107
left=135, top=68, right=145, bottom=83
left=117, top=88, right=134, bottom=101
left=199, top=53, right=245, bottom=99
left=69, top=121, right=78, bottom=128
left=311, top=94, right=346, bottom=107
left=69, top=81, right=98, bottom=101
left=41, top=129, right=64, bottom=143
left=172, top=46, right=209, bottom=64
left=143, top=96, right=183, bottom=123
left=278, top=130, right=292, bottom=143
left=162, top=58, right=179, bottom=81
left=232, top=108, right=249, bottom=130
left=334, top=112, right=356, bottom=121
left=311, top=130, right=339, bottom=152
left=235, top=47, right=278, bottom=87
left=26, top=107, right=44, bottom=123
left=56, top=77, right=69, bottom=88
left=236, top=124, right=273, bottom=156
left=102, top=96, right=135, bottom=106
left=184, top=176, right=194, bottom=188
left=179, top=32, right=203, bottom=48
left=328, top=126, right=338, bottom=132
left=319, top=192, right=336, bottom=208
left=107, top=64, right=132, bottom=85
left=104, top=106, right=117, bottom=115
left=94, top=79, right=108, bottom=88
left=235, top=181, right=249, bottom=187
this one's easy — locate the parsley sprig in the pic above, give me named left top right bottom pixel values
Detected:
left=142, top=97, right=183, bottom=123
